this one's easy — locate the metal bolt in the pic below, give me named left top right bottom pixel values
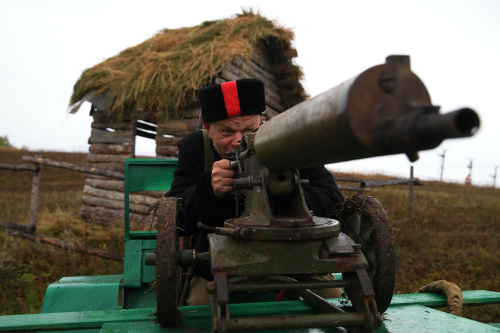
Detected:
left=379, top=69, right=398, bottom=93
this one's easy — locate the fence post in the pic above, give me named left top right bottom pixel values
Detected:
left=409, top=166, right=414, bottom=220
left=28, top=155, right=41, bottom=233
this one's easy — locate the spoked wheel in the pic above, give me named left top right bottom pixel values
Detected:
left=155, top=197, right=180, bottom=326
left=341, top=195, right=397, bottom=313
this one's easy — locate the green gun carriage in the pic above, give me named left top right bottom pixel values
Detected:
left=1, top=56, right=499, bottom=333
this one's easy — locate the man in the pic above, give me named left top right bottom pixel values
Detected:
left=165, top=78, right=344, bottom=305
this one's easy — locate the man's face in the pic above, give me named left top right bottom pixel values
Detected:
left=204, top=115, right=262, bottom=158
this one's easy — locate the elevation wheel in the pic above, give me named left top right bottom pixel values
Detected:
left=341, top=195, right=397, bottom=313
left=155, top=197, right=180, bottom=326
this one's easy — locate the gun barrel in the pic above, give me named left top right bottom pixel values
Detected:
left=254, top=55, right=480, bottom=171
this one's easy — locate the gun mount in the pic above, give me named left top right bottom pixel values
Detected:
left=154, top=55, right=480, bottom=332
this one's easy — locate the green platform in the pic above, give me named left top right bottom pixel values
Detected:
left=1, top=290, right=500, bottom=332
left=2, top=158, right=499, bottom=332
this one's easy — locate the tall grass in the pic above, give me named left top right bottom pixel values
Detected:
left=0, top=151, right=499, bottom=323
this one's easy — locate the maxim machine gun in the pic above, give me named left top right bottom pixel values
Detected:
left=152, top=55, right=480, bottom=332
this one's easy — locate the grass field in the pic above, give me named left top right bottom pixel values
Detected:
left=0, top=148, right=499, bottom=322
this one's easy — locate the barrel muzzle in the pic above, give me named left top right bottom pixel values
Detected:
left=377, top=107, right=480, bottom=159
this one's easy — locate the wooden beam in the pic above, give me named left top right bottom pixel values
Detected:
left=80, top=205, right=154, bottom=226
left=89, top=144, right=133, bottom=155
left=91, top=122, right=134, bottom=130
left=88, top=129, right=134, bottom=144
left=83, top=185, right=158, bottom=206
left=0, top=221, right=35, bottom=233
left=87, top=162, right=124, bottom=173
left=85, top=178, right=124, bottom=192
left=156, top=136, right=182, bottom=146
left=22, top=156, right=124, bottom=180
left=232, top=59, right=280, bottom=94
left=251, top=51, right=272, bottom=72
left=82, top=195, right=149, bottom=215
left=270, top=62, right=292, bottom=74
left=276, top=78, right=295, bottom=87
left=156, top=145, right=179, bottom=157
left=0, top=163, right=37, bottom=171
left=283, top=49, right=298, bottom=59
left=29, top=162, right=41, bottom=231
left=87, top=154, right=131, bottom=163
left=8, top=230, right=124, bottom=261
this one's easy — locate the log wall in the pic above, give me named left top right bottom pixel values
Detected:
left=81, top=118, right=162, bottom=229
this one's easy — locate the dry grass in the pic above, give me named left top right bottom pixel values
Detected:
left=70, top=10, right=306, bottom=119
left=0, top=151, right=499, bottom=323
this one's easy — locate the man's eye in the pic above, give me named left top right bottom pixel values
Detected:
left=222, top=130, right=232, bottom=134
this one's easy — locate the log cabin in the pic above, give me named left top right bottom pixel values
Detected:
left=69, top=11, right=308, bottom=227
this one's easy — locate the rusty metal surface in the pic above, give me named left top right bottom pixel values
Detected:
left=208, top=233, right=368, bottom=277
left=253, top=55, right=480, bottom=171
left=223, top=216, right=340, bottom=241
left=154, top=197, right=180, bottom=326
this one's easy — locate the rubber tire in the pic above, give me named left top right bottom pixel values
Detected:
left=341, top=195, right=397, bottom=313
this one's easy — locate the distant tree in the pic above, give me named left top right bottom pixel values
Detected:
left=0, top=135, right=13, bottom=148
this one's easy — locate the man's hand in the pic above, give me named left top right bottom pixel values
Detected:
left=211, top=160, right=236, bottom=198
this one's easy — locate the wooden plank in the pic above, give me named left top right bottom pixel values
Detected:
left=156, top=136, right=182, bottom=146
left=83, top=185, right=157, bottom=206
left=29, top=163, right=41, bottom=230
left=215, top=76, right=227, bottom=84
left=338, top=185, right=370, bottom=192
left=8, top=230, right=124, bottom=261
left=87, top=162, right=124, bottom=173
left=220, top=68, right=240, bottom=82
left=276, top=78, right=295, bottom=87
left=365, top=178, right=423, bottom=187
left=88, top=129, right=134, bottom=144
left=80, top=205, right=154, bottom=226
left=0, top=163, right=37, bottom=171
left=0, top=221, right=35, bottom=233
left=22, top=156, right=124, bottom=180
left=87, top=154, right=131, bottom=163
left=85, top=173, right=115, bottom=181
left=133, top=191, right=165, bottom=199
left=82, top=195, right=149, bottom=215
left=249, top=58, right=275, bottom=81
left=89, top=144, right=133, bottom=155
left=251, top=50, right=272, bottom=72
left=270, top=62, right=292, bottom=74
left=91, top=122, right=134, bottom=130
left=265, top=94, right=285, bottom=112
left=232, top=59, right=280, bottom=94
left=156, top=119, right=198, bottom=138
left=85, top=178, right=124, bottom=192
left=227, top=62, right=282, bottom=102
left=157, top=118, right=199, bottom=131
left=156, top=145, right=179, bottom=157
left=178, top=107, right=201, bottom=118
left=283, top=49, right=298, bottom=59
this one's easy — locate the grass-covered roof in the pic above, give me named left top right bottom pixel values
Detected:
left=70, top=11, right=304, bottom=120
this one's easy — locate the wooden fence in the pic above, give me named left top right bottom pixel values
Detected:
left=0, top=156, right=125, bottom=261
left=1, top=157, right=423, bottom=260
left=335, top=166, right=423, bottom=219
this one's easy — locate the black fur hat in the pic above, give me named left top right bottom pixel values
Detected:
left=198, top=78, right=266, bottom=123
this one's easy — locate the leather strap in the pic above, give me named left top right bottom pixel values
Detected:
left=201, top=129, right=214, bottom=173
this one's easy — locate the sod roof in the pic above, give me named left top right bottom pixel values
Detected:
left=70, top=11, right=306, bottom=120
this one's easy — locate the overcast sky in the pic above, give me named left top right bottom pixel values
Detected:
left=0, top=0, right=499, bottom=186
